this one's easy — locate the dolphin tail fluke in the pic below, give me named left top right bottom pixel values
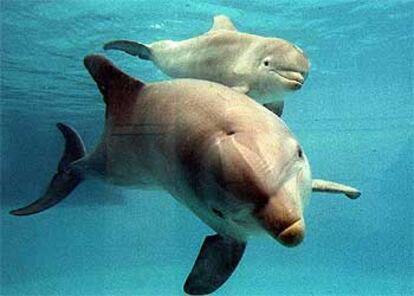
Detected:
left=10, top=123, right=86, bottom=216
left=184, top=234, right=247, bottom=295
left=103, top=40, right=152, bottom=60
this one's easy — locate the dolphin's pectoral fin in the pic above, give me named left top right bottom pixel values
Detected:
left=10, top=123, right=85, bottom=216
left=184, top=234, right=247, bottom=295
left=264, top=101, right=285, bottom=117
left=209, top=15, right=237, bottom=32
left=231, top=85, right=250, bottom=94
left=312, top=179, right=361, bottom=199
left=103, top=40, right=152, bottom=60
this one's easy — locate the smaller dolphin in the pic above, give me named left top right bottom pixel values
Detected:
left=103, top=15, right=310, bottom=116
left=11, top=56, right=358, bottom=295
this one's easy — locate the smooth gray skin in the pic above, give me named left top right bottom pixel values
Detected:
left=10, top=55, right=359, bottom=295
left=104, top=15, right=310, bottom=116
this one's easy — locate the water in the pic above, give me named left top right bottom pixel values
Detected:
left=1, top=0, right=413, bottom=295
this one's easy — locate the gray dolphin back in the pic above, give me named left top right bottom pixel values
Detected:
left=10, top=123, right=86, bottom=216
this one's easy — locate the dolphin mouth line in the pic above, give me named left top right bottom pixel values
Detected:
left=276, top=218, right=305, bottom=247
left=278, top=218, right=302, bottom=236
left=271, top=69, right=305, bottom=85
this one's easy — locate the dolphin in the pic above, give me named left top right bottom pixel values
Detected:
left=10, top=55, right=359, bottom=295
left=103, top=15, right=310, bottom=116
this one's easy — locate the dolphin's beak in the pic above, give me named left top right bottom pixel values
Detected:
left=255, top=188, right=305, bottom=247
left=272, top=70, right=307, bottom=90
left=277, top=70, right=305, bottom=84
left=276, top=219, right=305, bottom=247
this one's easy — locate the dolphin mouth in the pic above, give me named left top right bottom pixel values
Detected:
left=271, top=70, right=306, bottom=90
left=276, top=219, right=305, bottom=247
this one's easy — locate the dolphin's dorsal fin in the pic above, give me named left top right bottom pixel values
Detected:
left=209, top=15, right=237, bottom=32
left=84, top=55, right=144, bottom=122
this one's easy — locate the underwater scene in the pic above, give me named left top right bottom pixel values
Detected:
left=1, top=0, right=413, bottom=295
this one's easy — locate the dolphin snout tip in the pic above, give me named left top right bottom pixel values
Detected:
left=291, top=83, right=302, bottom=91
left=277, top=219, right=305, bottom=247
left=287, top=80, right=304, bottom=91
left=277, top=70, right=307, bottom=90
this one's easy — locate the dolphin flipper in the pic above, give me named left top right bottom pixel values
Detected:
left=184, top=234, right=247, bottom=295
left=10, top=123, right=85, bottom=216
left=103, top=40, right=152, bottom=60
left=312, top=179, right=361, bottom=199
left=264, top=101, right=285, bottom=117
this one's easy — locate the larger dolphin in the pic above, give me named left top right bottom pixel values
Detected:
left=104, top=15, right=310, bottom=116
left=11, top=55, right=358, bottom=295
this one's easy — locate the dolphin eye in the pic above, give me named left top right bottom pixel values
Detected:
left=263, top=60, right=270, bottom=66
left=298, top=147, right=303, bottom=159
left=212, top=208, right=224, bottom=219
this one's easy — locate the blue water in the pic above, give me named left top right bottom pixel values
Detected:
left=1, top=0, right=413, bottom=295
